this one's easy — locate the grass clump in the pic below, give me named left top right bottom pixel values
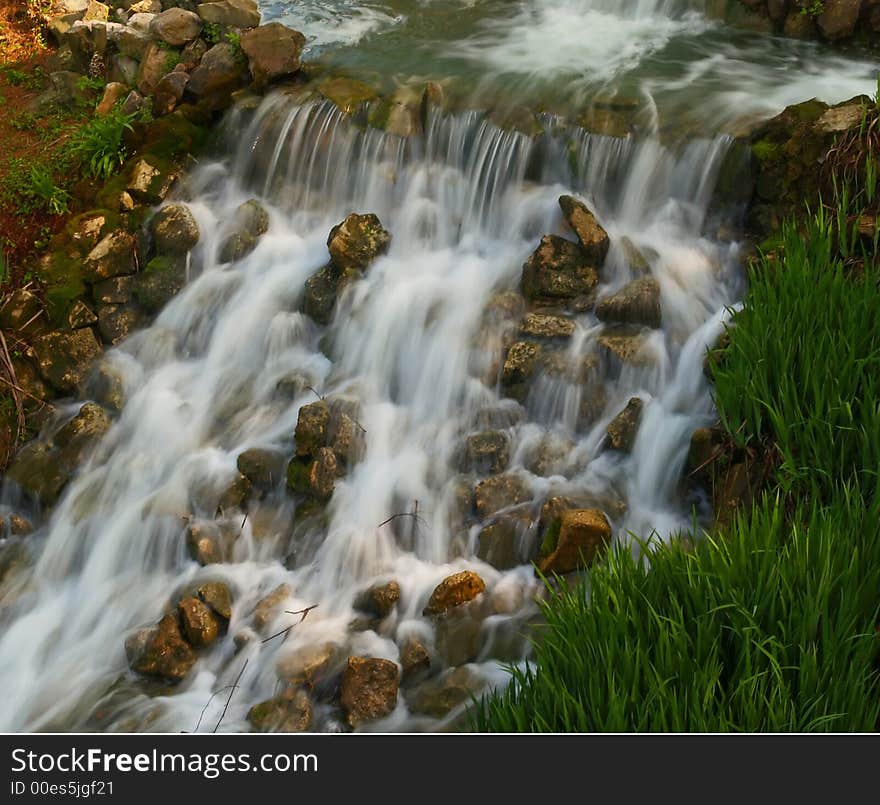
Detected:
left=69, top=106, right=135, bottom=180
left=473, top=492, right=880, bottom=732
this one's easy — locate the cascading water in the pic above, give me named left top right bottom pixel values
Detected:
left=0, top=0, right=877, bottom=733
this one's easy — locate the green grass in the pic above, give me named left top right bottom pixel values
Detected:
left=473, top=191, right=880, bottom=732
left=473, top=492, right=880, bottom=731
left=69, top=106, right=135, bottom=180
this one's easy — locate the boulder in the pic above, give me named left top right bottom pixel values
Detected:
left=329, top=411, right=364, bottom=468
left=236, top=447, right=286, bottom=490
left=248, top=688, right=312, bottom=732
left=32, top=328, right=102, bottom=394
left=185, top=520, right=226, bottom=565
left=177, top=596, right=220, bottom=646
left=83, top=0, right=110, bottom=21
left=197, top=581, right=233, bottom=620
left=0, top=290, right=44, bottom=336
left=240, top=22, right=306, bottom=88
left=519, top=311, right=575, bottom=339
left=539, top=508, right=612, bottom=574
left=54, top=402, right=112, bottom=466
left=93, top=276, right=136, bottom=304
left=252, top=583, right=290, bottom=630
left=276, top=643, right=338, bottom=688
left=137, top=41, right=173, bottom=94
left=399, top=637, right=431, bottom=682
left=354, top=581, right=401, bottom=619
left=327, top=213, right=391, bottom=271
left=604, top=397, right=643, bottom=453
left=474, top=473, right=529, bottom=519
left=294, top=400, right=330, bottom=457
left=558, top=195, right=610, bottom=263
left=308, top=447, right=337, bottom=500
left=501, top=340, right=542, bottom=391
left=301, top=263, right=359, bottom=325
left=95, top=81, right=129, bottom=115
left=151, top=203, right=200, bottom=255
left=476, top=510, right=534, bottom=570
left=83, top=231, right=138, bottom=283
left=461, top=430, right=509, bottom=475
left=5, top=442, right=71, bottom=506
left=218, top=199, right=269, bottom=262
left=96, top=303, right=147, bottom=344
left=598, top=327, right=651, bottom=367
left=125, top=613, right=196, bottom=681
left=135, top=257, right=186, bottom=313
left=816, top=0, right=861, bottom=40
left=595, top=277, right=661, bottom=328
left=340, top=657, right=399, bottom=728
left=186, top=42, right=247, bottom=107
left=152, top=69, right=189, bottom=115
left=407, top=666, right=482, bottom=718
left=521, top=235, right=599, bottom=301
left=149, top=7, right=202, bottom=45
left=422, top=570, right=486, bottom=616
left=196, top=0, right=261, bottom=29
left=68, top=300, right=98, bottom=329
left=127, top=157, right=175, bottom=203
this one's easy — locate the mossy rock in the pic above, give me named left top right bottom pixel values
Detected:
left=135, top=255, right=188, bottom=313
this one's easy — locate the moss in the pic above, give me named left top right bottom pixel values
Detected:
left=539, top=518, right=561, bottom=559
left=39, top=250, right=86, bottom=326
left=751, top=139, right=779, bottom=164
left=286, top=456, right=312, bottom=495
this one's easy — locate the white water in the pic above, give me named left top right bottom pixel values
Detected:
left=0, top=0, right=875, bottom=732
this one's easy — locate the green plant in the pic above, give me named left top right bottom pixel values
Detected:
left=203, top=22, right=221, bottom=46
left=473, top=491, right=880, bottom=732
left=26, top=165, right=70, bottom=215
left=800, top=0, right=825, bottom=17
left=69, top=107, right=136, bottom=180
left=75, top=74, right=105, bottom=94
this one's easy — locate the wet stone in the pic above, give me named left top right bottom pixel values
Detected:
left=399, top=637, right=431, bottom=683
left=355, top=580, right=401, bottom=619
left=248, top=688, right=312, bottom=732
left=125, top=613, right=196, bottom=682
left=605, top=397, right=644, bottom=453
left=423, top=570, right=486, bottom=616
left=558, top=194, right=610, bottom=263
left=197, top=581, right=233, bottom=621
left=177, top=596, right=219, bottom=646
left=521, top=234, right=599, bottom=302
left=461, top=430, right=510, bottom=475
left=474, top=473, right=530, bottom=519
left=539, top=508, right=612, bottom=574
left=340, top=656, right=399, bottom=728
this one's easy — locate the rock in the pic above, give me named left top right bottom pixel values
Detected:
left=121, top=89, right=147, bottom=116
left=558, top=195, right=610, bottom=263
left=783, top=10, right=816, bottom=38
left=0, top=514, right=32, bottom=539
left=181, top=36, right=208, bottom=64
left=149, top=7, right=201, bottom=45
left=196, top=0, right=260, bottom=28
left=68, top=300, right=98, bottom=329
left=477, top=510, right=534, bottom=570
left=519, top=311, right=575, bottom=339
left=32, top=328, right=102, bottom=394
left=340, top=657, right=399, bottom=728
left=501, top=340, right=542, bottom=391
left=54, top=402, right=112, bottom=465
left=423, top=570, right=486, bottom=616
left=308, top=447, right=337, bottom=500
left=317, top=76, right=378, bottom=114
left=137, top=41, right=173, bottom=94
left=539, top=508, right=612, bottom=574
left=399, top=637, right=431, bottom=682
left=327, top=213, right=391, bottom=271
left=598, top=327, right=651, bottom=367
left=197, top=581, right=232, bottom=620
left=814, top=102, right=866, bottom=135
left=252, top=583, right=290, bottom=630
left=135, top=256, right=187, bottom=313
left=237, top=448, right=286, bottom=490
left=152, top=69, right=189, bottom=115
left=294, top=400, right=330, bottom=457
left=5, top=442, right=70, bottom=506
left=126, top=613, right=196, bottom=681
left=130, top=0, right=162, bottom=11
left=329, top=411, right=364, bottom=467
left=83, top=231, right=138, bottom=283
left=240, top=22, right=305, bottom=88
left=218, top=199, right=269, bottom=262
left=177, top=596, right=219, bottom=646
left=595, top=277, right=661, bottom=329
left=84, top=0, right=110, bottom=21
left=474, top=473, right=529, bottom=519
left=151, top=203, right=200, bottom=255
left=355, top=581, right=401, bottom=618
left=816, top=0, right=861, bottom=40
left=96, top=303, right=147, bottom=344
left=127, top=158, right=175, bottom=203
left=248, top=688, right=312, bottom=732
left=407, top=666, right=481, bottom=718
left=461, top=430, right=509, bottom=475
left=276, top=643, right=337, bottom=688
left=0, top=290, right=44, bottom=336
left=66, top=210, right=109, bottom=252
left=187, top=41, right=247, bottom=106
left=433, top=609, right=482, bottom=666
left=521, top=235, right=599, bottom=301
left=301, top=263, right=359, bottom=325
left=95, top=81, right=128, bottom=115
left=605, top=397, right=643, bottom=453
left=84, top=360, right=126, bottom=411
left=185, top=520, right=226, bottom=565
left=93, top=276, right=136, bottom=304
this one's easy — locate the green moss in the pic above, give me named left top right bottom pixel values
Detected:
left=539, top=518, right=561, bottom=558
left=751, top=139, right=779, bottom=164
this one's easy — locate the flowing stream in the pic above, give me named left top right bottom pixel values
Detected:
left=0, top=0, right=877, bottom=732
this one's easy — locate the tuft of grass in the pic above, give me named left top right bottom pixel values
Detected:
left=473, top=491, right=880, bottom=732
left=69, top=106, right=136, bottom=180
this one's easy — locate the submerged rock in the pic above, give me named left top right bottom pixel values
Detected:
left=135, top=256, right=187, bottom=313
left=595, top=277, right=661, bottom=329
left=294, top=400, right=330, bottom=457
left=477, top=510, right=534, bottom=570
left=355, top=581, right=401, bottom=619
left=340, top=656, right=399, bottom=728
left=604, top=397, right=644, bottom=453
left=248, top=688, right=312, bottom=732
left=521, top=234, right=599, bottom=302
left=219, top=199, right=269, bottom=263
left=125, top=613, right=196, bottom=681
left=407, top=666, right=482, bottom=718
left=461, top=430, right=510, bottom=475
left=474, top=473, right=529, bottom=519
left=423, top=570, right=486, bottom=616
left=399, top=637, right=431, bottom=683
left=519, top=311, right=575, bottom=340
left=237, top=448, right=286, bottom=491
